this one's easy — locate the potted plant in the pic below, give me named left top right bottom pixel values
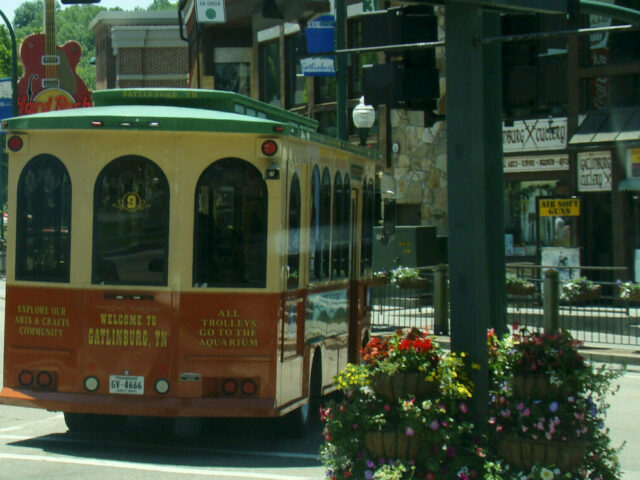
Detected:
left=390, top=266, right=429, bottom=290
left=560, top=277, right=601, bottom=303
left=371, top=269, right=391, bottom=286
left=505, top=273, right=536, bottom=296
left=487, top=327, right=624, bottom=478
left=618, top=280, right=640, bottom=302
left=321, top=328, right=484, bottom=480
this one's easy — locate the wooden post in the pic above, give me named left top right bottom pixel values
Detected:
left=543, top=269, right=560, bottom=333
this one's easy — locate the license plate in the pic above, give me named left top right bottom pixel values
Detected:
left=109, top=375, right=144, bottom=395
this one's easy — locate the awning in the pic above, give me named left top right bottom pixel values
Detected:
left=618, top=177, right=640, bottom=192
left=570, top=108, right=640, bottom=145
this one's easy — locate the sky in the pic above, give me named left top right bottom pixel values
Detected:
left=2, top=1, right=151, bottom=21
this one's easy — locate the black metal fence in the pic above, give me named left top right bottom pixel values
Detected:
left=370, top=264, right=640, bottom=346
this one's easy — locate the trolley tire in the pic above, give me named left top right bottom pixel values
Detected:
left=64, top=412, right=127, bottom=433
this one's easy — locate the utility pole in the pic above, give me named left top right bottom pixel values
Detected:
left=335, top=0, right=347, bottom=140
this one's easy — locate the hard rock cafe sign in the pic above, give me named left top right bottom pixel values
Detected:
left=16, top=0, right=92, bottom=116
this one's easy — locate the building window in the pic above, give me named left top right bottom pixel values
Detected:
left=504, top=180, right=571, bottom=257
left=193, top=158, right=267, bottom=287
left=260, top=39, right=281, bottom=106
left=16, top=155, right=71, bottom=282
left=92, top=156, right=169, bottom=286
left=214, top=48, right=250, bottom=97
left=285, top=32, right=307, bottom=108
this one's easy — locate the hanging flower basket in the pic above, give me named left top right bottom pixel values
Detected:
left=363, top=431, right=422, bottom=461
left=371, top=372, right=439, bottom=402
left=497, top=437, right=588, bottom=472
left=511, top=375, right=564, bottom=399
left=561, top=279, right=601, bottom=303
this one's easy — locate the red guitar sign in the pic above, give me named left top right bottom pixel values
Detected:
left=16, top=0, right=92, bottom=115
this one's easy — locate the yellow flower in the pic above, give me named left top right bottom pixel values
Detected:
left=471, top=362, right=481, bottom=370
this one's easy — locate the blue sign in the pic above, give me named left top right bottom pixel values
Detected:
left=306, top=14, right=335, bottom=54
left=301, top=57, right=335, bottom=77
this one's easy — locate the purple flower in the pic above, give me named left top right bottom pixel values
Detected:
left=549, top=401, right=559, bottom=413
left=458, top=402, right=469, bottom=414
left=446, top=445, right=457, bottom=457
left=364, top=470, right=374, bottom=480
left=366, top=460, right=375, bottom=469
left=429, top=419, right=440, bottom=430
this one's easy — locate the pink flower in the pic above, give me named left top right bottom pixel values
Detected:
left=522, top=408, right=531, bottom=417
left=405, top=426, right=415, bottom=437
left=384, top=404, right=391, bottom=412
left=459, top=402, right=469, bottom=414
left=516, top=402, right=525, bottom=411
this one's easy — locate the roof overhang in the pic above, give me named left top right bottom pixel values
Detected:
left=619, top=178, right=640, bottom=192
left=570, top=109, right=640, bottom=145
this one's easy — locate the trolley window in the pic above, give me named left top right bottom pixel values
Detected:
left=310, top=166, right=321, bottom=281
left=287, top=173, right=301, bottom=290
left=332, top=172, right=343, bottom=278
left=194, top=158, right=267, bottom=288
left=16, top=155, right=71, bottom=282
left=320, top=167, right=331, bottom=279
left=342, top=174, right=351, bottom=276
left=92, top=156, right=169, bottom=286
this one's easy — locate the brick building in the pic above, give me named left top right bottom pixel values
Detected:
left=89, top=11, right=189, bottom=90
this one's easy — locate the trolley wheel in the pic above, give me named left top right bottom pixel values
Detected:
left=63, top=412, right=127, bottom=433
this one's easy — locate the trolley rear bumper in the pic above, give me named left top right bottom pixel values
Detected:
left=0, top=387, right=281, bottom=418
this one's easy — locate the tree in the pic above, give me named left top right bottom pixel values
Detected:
left=147, top=0, right=178, bottom=11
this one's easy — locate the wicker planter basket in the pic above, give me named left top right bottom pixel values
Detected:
left=623, top=289, right=640, bottom=302
left=364, top=431, right=422, bottom=461
left=372, top=372, right=438, bottom=402
left=370, top=276, right=390, bottom=287
left=497, top=437, right=588, bottom=472
left=512, top=375, right=565, bottom=399
left=396, top=277, right=430, bottom=290
left=506, top=283, right=536, bottom=296
left=564, top=284, right=601, bottom=303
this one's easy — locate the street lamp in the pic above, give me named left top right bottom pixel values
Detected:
left=352, top=96, right=375, bottom=147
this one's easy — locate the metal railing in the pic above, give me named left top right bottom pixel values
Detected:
left=370, top=264, right=640, bottom=346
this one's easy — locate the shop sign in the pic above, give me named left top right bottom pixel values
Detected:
left=503, top=117, right=567, bottom=152
left=503, top=154, right=569, bottom=173
left=538, top=198, right=581, bottom=217
left=301, top=57, right=335, bottom=77
left=631, top=148, right=640, bottom=177
left=577, top=151, right=611, bottom=192
left=196, top=0, right=226, bottom=24
left=306, top=15, right=335, bottom=54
